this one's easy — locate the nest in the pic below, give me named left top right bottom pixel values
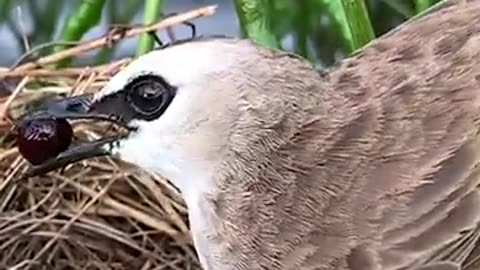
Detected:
left=0, top=5, right=217, bottom=270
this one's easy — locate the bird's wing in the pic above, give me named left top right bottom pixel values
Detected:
left=208, top=2, right=480, bottom=270
left=325, top=1, right=480, bottom=269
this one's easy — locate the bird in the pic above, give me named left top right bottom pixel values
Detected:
left=16, top=0, right=480, bottom=269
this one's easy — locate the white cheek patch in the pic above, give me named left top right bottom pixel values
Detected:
left=111, top=129, right=183, bottom=176
left=108, top=120, right=187, bottom=186
left=91, top=40, right=241, bottom=193
left=106, top=84, right=217, bottom=198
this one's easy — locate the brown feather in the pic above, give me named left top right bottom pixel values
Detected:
left=191, top=1, right=480, bottom=269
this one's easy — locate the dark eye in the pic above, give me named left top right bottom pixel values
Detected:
left=125, top=75, right=175, bottom=119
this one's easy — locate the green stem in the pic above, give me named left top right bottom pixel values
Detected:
left=96, top=0, right=142, bottom=64
left=415, top=0, right=435, bottom=13
left=381, top=0, right=414, bottom=18
left=294, top=1, right=310, bottom=58
left=316, top=0, right=352, bottom=54
left=135, top=0, right=163, bottom=57
left=234, top=0, right=279, bottom=49
left=0, top=0, right=12, bottom=24
left=54, top=0, right=106, bottom=67
left=339, top=0, right=375, bottom=52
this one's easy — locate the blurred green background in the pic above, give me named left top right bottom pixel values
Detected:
left=0, top=0, right=441, bottom=68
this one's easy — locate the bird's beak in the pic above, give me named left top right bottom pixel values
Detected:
left=15, top=93, right=134, bottom=177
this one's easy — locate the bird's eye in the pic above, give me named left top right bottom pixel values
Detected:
left=125, top=75, right=175, bottom=120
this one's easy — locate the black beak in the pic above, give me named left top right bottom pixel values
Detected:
left=15, top=94, right=133, bottom=177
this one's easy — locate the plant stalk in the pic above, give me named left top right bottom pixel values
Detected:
left=54, top=0, right=106, bottom=67
left=234, top=0, right=279, bottom=48
left=135, top=0, right=163, bottom=57
left=339, top=0, right=375, bottom=52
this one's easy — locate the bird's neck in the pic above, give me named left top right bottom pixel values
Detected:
left=185, top=106, right=368, bottom=270
left=180, top=68, right=367, bottom=269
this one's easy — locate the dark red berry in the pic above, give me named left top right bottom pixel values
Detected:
left=16, top=118, right=73, bottom=165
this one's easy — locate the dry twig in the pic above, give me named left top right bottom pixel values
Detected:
left=0, top=5, right=217, bottom=79
left=0, top=5, right=216, bottom=270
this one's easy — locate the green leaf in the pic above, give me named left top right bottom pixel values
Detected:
left=415, top=0, right=435, bottom=13
left=234, top=0, right=279, bottom=49
left=0, top=0, right=15, bottom=24
left=380, top=0, right=414, bottom=18
left=293, top=1, right=312, bottom=58
left=95, top=0, right=142, bottom=64
left=54, top=0, right=106, bottom=67
left=316, top=0, right=353, bottom=53
left=339, top=0, right=375, bottom=52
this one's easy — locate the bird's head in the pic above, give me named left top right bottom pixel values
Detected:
left=18, top=37, right=325, bottom=199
